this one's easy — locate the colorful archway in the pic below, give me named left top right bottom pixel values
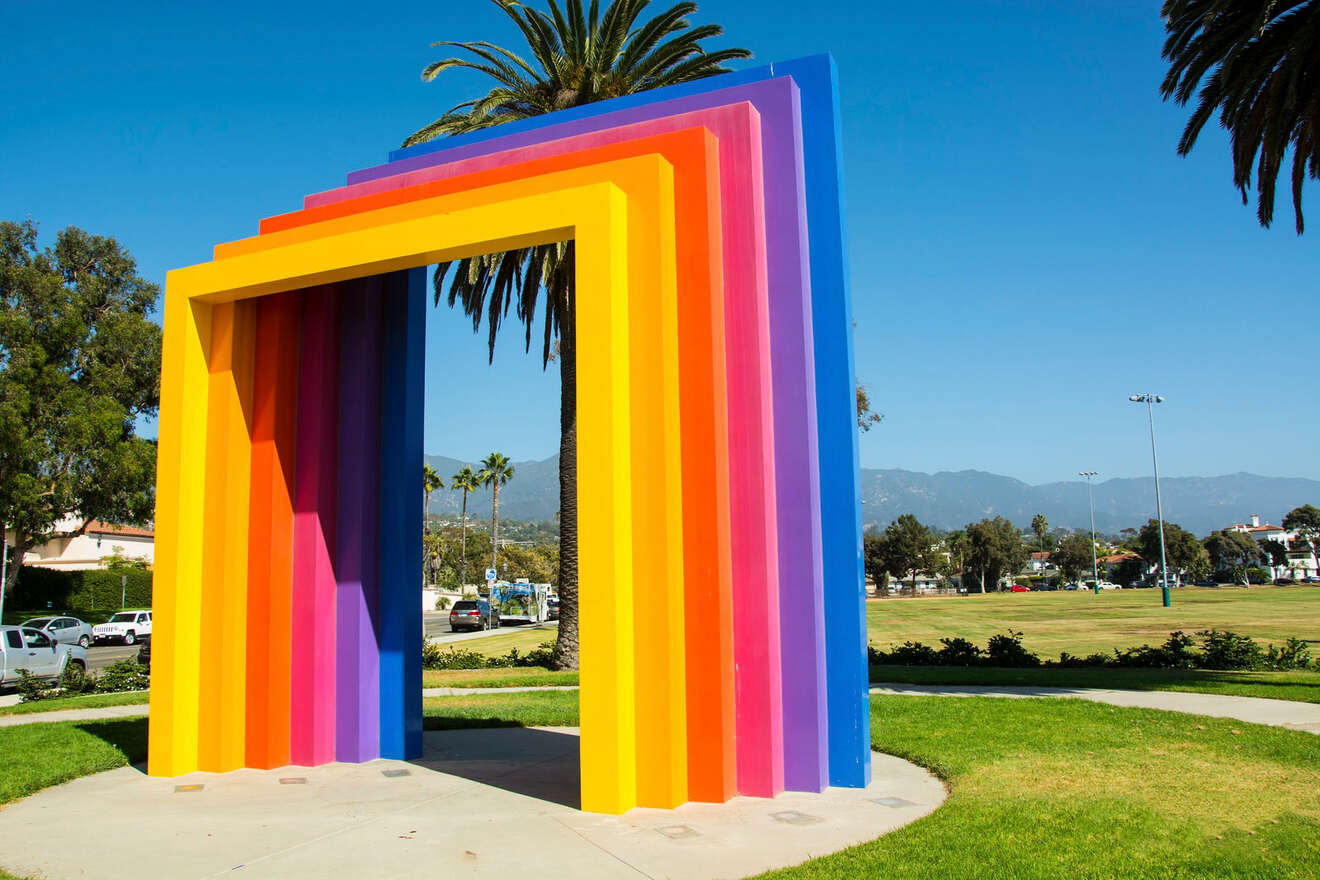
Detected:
left=149, top=54, right=868, bottom=815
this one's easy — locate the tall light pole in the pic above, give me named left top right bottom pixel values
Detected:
left=1079, top=472, right=1100, bottom=594
left=1129, top=394, right=1171, bottom=607
left=0, top=521, right=7, bottom=624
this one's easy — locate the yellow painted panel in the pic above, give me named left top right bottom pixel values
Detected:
left=222, top=302, right=255, bottom=769
left=159, top=178, right=670, bottom=814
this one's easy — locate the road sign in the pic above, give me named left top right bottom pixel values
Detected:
left=485, top=568, right=497, bottom=581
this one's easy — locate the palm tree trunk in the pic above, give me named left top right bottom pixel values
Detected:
left=552, top=330, right=579, bottom=670
left=459, top=490, right=469, bottom=588
left=490, top=485, right=500, bottom=571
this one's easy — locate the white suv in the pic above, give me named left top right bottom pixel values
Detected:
left=93, top=610, right=153, bottom=645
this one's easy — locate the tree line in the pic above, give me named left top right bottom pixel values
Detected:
left=864, top=504, right=1320, bottom=593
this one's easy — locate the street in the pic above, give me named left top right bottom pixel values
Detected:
left=422, top=611, right=557, bottom=645
left=84, top=643, right=141, bottom=672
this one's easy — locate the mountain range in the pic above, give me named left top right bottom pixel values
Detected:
left=424, top=454, right=1319, bottom=537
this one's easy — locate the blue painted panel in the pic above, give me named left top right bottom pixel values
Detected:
left=776, top=55, right=869, bottom=788
left=377, top=267, right=427, bottom=759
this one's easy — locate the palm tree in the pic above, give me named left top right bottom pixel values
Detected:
left=406, top=0, right=750, bottom=669
left=1160, top=0, right=1320, bottom=233
left=423, top=464, right=444, bottom=535
left=451, top=465, right=483, bottom=587
left=481, top=452, right=516, bottom=573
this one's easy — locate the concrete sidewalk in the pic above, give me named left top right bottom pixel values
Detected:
left=870, top=682, right=1320, bottom=734
left=0, top=727, right=945, bottom=880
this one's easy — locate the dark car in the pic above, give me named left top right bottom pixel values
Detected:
left=1192, top=579, right=1218, bottom=587
left=1273, top=577, right=1296, bottom=586
left=547, top=595, right=560, bottom=621
left=449, top=599, right=499, bottom=633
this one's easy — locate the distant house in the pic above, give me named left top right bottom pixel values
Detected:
left=1026, top=551, right=1053, bottom=573
left=1226, top=514, right=1317, bottom=578
left=16, top=515, right=155, bottom=571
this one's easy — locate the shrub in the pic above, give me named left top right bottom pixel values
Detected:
left=1262, top=637, right=1312, bottom=671
left=96, top=659, right=150, bottom=692
left=12, top=567, right=152, bottom=611
left=937, top=637, right=984, bottom=666
left=985, top=630, right=1041, bottom=667
left=870, top=641, right=940, bottom=666
left=421, top=644, right=487, bottom=670
left=1112, top=631, right=1198, bottom=669
left=1245, top=567, right=1272, bottom=585
left=1197, top=630, right=1264, bottom=670
left=59, top=661, right=98, bottom=695
left=15, top=669, right=51, bottom=703
left=434, top=595, right=451, bottom=610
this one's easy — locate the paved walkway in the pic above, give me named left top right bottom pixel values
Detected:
left=0, top=727, right=945, bottom=880
left=870, top=683, right=1320, bottom=734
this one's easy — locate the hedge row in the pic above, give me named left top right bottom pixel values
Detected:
left=10, top=566, right=153, bottom=612
left=869, top=629, right=1314, bottom=671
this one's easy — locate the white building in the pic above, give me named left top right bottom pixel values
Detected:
left=1226, top=514, right=1317, bottom=578
left=11, top=515, right=155, bottom=571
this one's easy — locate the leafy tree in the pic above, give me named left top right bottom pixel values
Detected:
left=862, top=533, right=887, bottom=595
left=856, top=384, right=882, bottom=432
left=942, top=528, right=968, bottom=585
left=423, top=464, right=444, bottom=533
left=875, top=514, right=939, bottom=591
left=1137, top=519, right=1208, bottom=584
left=1258, top=537, right=1289, bottom=576
left=450, top=465, right=483, bottom=587
left=1111, top=556, right=1145, bottom=587
left=1159, top=0, right=1320, bottom=233
left=964, top=517, right=1027, bottom=593
left=406, top=0, right=750, bottom=671
left=1052, top=534, right=1097, bottom=584
left=481, top=452, right=515, bottom=572
left=0, top=220, right=160, bottom=596
left=1202, top=529, right=1261, bottom=577
left=1283, top=504, right=1320, bottom=561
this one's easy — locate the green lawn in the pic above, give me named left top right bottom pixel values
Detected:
left=868, top=585, right=1320, bottom=659
left=0, top=716, right=147, bottom=806
left=869, top=665, right=1320, bottom=703
left=422, top=667, right=578, bottom=688
left=437, top=624, right=559, bottom=658
left=421, top=689, right=579, bottom=729
left=0, top=690, right=149, bottom=716
left=3, top=692, right=1318, bottom=878
left=758, top=696, right=1320, bottom=880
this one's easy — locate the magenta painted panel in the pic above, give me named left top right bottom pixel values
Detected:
left=289, top=284, right=341, bottom=766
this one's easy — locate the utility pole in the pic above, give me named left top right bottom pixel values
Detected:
left=1129, top=394, right=1170, bottom=607
left=1079, top=472, right=1100, bottom=594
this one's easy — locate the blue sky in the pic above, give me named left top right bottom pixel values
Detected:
left=4, top=0, right=1316, bottom=483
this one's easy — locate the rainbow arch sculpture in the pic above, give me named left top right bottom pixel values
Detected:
left=149, top=53, right=868, bottom=814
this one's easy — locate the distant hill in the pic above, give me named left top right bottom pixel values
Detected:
left=425, top=454, right=1320, bottom=537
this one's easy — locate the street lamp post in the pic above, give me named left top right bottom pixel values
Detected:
left=1129, top=394, right=1171, bottom=607
left=1079, top=472, right=1100, bottom=594
left=0, top=521, right=7, bottom=624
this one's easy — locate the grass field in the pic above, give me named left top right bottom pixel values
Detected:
left=3, top=692, right=1317, bottom=878
left=422, top=667, right=579, bottom=688
left=441, top=624, right=559, bottom=657
left=0, top=690, right=148, bottom=716
left=867, top=585, right=1320, bottom=658
left=870, top=665, right=1320, bottom=703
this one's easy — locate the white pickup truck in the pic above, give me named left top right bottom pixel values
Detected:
left=1, top=625, right=87, bottom=686
left=92, top=610, right=152, bottom=645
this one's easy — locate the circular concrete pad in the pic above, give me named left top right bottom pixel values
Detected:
left=0, top=727, right=945, bottom=879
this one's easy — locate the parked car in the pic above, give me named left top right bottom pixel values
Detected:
left=92, top=610, right=152, bottom=645
left=20, top=616, right=93, bottom=648
left=547, top=595, right=560, bottom=621
left=1096, top=581, right=1120, bottom=590
left=1305, top=576, right=1320, bottom=584
left=1191, top=579, right=1218, bottom=587
left=1, top=625, right=87, bottom=687
left=1010, top=584, right=1031, bottom=592
left=449, top=599, right=499, bottom=633
left=1063, top=582, right=1081, bottom=591
left=1273, top=577, right=1296, bottom=585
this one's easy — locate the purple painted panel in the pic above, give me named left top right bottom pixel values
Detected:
left=334, top=276, right=384, bottom=762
